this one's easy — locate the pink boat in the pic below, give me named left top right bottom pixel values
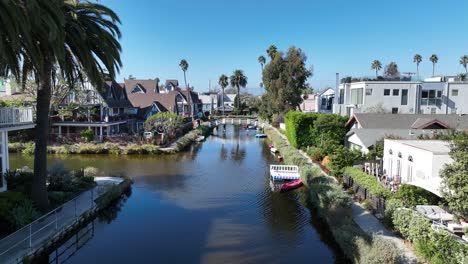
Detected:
left=280, top=180, right=303, bottom=192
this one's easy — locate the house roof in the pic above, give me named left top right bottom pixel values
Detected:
left=165, top=80, right=179, bottom=87
left=386, top=139, right=451, bottom=154
left=346, top=113, right=468, bottom=130
left=99, top=81, right=133, bottom=108
left=124, top=79, right=158, bottom=96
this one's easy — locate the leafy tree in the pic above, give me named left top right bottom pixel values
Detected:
left=440, top=133, right=468, bottom=218
left=458, top=73, right=467, bottom=81
left=429, top=54, right=438, bottom=76
left=310, top=114, right=348, bottom=147
left=460, top=55, right=468, bottom=74
left=0, top=1, right=122, bottom=210
left=144, top=112, right=184, bottom=134
left=371, top=60, right=382, bottom=77
left=266, top=45, right=278, bottom=60
left=261, top=46, right=312, bottom=119
left=384, top=62, right=399, bottom=77
left=413, top=54, right=422, bottom=77
left=229, top=69, right=248, bottom=109
left=328, top=146, right=362, bottom=176
left=218, top=74, right=228, bottom=115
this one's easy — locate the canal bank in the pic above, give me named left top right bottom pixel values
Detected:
left=9, top=124, right=347, bottom=263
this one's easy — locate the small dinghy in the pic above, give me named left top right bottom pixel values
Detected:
left=255, top=133, right=267, bottom=138
left=270, top=147, right=277, bottom=154
left=280, top=180, right=303, bottom=192
left=248, top=125, right=256, bottom=130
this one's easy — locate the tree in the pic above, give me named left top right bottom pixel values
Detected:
left=371, top=60, right=382, bottom=77
left=459, top=55, right=468, bottom=74
left=413, top=54, right=422, bottom=77
left=218, top=74, right=228, bottom=115
left=266, top=45, right=278, bottom=60
left=384, top=62, right=399, bottom=78
left=1, top=1, right=122, bottom=210
left=144, top=112, right=184, bottom=135
left=155, top=77, right=160, bottom=93
left=179, top=59, right=191, bottom=117
left=429, top=54, right=438, bottom=76
left=440, top=133, right=468, bottom=218
left=258, top=55, right=266, bottom=70
left=458, top=73, right=467, bottom=81
left=229, top=69, right=248, bottom=109
left=128, top=74, right=136, bottom=80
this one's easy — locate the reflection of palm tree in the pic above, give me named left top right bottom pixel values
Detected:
left=230, top=143, right=246, bottom=163
left=220, top=144, right=227, bottom=161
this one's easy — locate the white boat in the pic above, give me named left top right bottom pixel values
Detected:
left=270, top=147, right=277, bottom=154
left=269, top=165, right=300, bottom=181
left=255, top=133, right=267, bottom=138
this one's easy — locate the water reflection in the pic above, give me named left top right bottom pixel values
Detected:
left=10, top=124, right=346, bottom=263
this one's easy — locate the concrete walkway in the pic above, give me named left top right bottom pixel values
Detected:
left=351, top=202, right=422, bottom=263
left=268, top=127, right=422, bottom=263
left=0, top=178, right=121, bottom=264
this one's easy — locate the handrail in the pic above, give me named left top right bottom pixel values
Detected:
left=0, top=107, right=33, bottom=126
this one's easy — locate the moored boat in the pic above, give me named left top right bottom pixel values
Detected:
left=280, top=180, right=303, bottom=192
left=255, top=133, right=267, bottom=138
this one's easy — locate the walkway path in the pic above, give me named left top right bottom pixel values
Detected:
left=0, top=178, right=122, bottom=263
left=268, top=126, right=422, bottom=263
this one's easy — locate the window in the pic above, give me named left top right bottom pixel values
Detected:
left=392, top=107, right=398, bottom=114
left=131, top=85, right=145, bottom=94
left=366, top=89, right=373, bottom=96
left=339, top=89, right=344, bottom=104
left=401, top=89, right=408, bottom=105
left=389, top=149, right=393, bottom=155
left=384, top=89, right=390, bottom=96
left=393, top=89, right=399, bottom=96
left=398, top=152, right=402, bottom=158
left=451, top=108, right=457, bottom=114
left=421, top=89, right=442, bottom=106
left=408, top=155, right=413, bottom=162
left=452, top=89, right=459, bottom=96
left=113, top=108, right=118, bottom=114
left=431, top=108, right=436, bottom=114
left=350, top=88, right=363, bottom=104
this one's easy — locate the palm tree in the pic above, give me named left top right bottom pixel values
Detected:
left=218, top=74, right=228, bottom=116
left=10, top=1, right=122, bottom=210
left=371, top=60, right=382, bottom=77
left=230, top=70, right=248, bottom=110
left=179, top=59, right=191, bottom=117
left=266, top=45, right=278, bottom=60
left=429, top=54, right=438, bottom=76
left=258, top=55, right=266, bottom=70
left=413, top=54, right=422, bottom=77
left=459, top=55, right=468, bottom=74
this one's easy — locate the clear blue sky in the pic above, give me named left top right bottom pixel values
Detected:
left=101, top=0, right=468, bottom=93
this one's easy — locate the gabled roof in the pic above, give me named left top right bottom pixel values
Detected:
left=345, top=113, right=468, bottom=130
left=318, top=87, right=335, bottom=97
left=124, top=79, right=158, bottom=96
left=99, top=81, right=133, bottom=108
left=165, top=80, right=179, bottom=87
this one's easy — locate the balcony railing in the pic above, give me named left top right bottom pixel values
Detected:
left=0, top=107, right=33, bottom=126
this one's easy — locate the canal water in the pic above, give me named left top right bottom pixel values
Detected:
left=10, top=125, right=346, bottom=263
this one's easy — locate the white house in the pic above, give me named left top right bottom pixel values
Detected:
left=334, top=77, right=468, bottom=117
left=382, top=139, right=452, bottom=196
left=300, top=88, right=335, bottom=113
left=0, top=107, right=35, bottom=192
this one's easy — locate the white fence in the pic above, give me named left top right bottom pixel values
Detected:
left=0, top=108, right=33, bottom=126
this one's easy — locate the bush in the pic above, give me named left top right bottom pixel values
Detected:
left=0, top=192, right=28, bottom=220
left=355, top=236, right=402, bottom=264
left=328, top=147, right=362, bottom=176
left=48, top=191, right=75, bottom=204
left=394, top=184, right=441, bottom=207
left=284, top=111, right=317, bottom=148
left=83, top=167, right=100, bottom=177
left=344, top=167, right=392, bottom=198
left=8, top=200, right=39, bottom=229
left=5, top=170, right=34, bottom=195
left=80, top=129, right=94, bottom=142
left=48, top=163, right=73, bottom=192
left=21, top=142, right=35, bottom=155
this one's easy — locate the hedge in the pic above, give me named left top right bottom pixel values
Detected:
left=344, top=167, right=392, bottom=198
left=284, top=111, right=317, bottom=148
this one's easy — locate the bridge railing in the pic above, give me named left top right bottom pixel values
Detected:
left=0, top=107, right=33, bottom=126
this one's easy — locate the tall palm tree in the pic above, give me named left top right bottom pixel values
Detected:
left=460, top=55, right=468, bottom=74
left=218, top=74, right=228, bottom=116
left=429, top=54, right=438, bottom=77
left=266, top=45, right=278, bottom=60
left=258, top=55, right=266, bottom=70
left=413, top=54, right=422, bottom=77
left=230, top=70, right=248, bottom=110
left=28, top=1, right=121, bottom=210
left=371, top=60, right=382, bottom=77
left=179, top=59, right=191, bottom=117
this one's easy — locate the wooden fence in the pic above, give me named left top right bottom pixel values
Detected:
left=343, top=174, right=387, bottom=213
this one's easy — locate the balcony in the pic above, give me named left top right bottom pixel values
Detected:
left=0, top=107, right=34, bottom=128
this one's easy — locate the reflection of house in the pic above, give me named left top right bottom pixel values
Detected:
left=300, top=88, right=335, bottom=113
left=51, top=81, right=136, bottom=141
left=334, top=77, right=468, bottom=117
left=344, top=113, right=468, bottom=154
left=382, top=139, right=451, bottom=196
left=0, top=107, right=35, bottom=192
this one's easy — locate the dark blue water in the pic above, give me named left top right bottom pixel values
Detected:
left=11, top=125, right=345, bottom=263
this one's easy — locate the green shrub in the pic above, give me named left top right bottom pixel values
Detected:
left=48, top=163, right=73, bottom=192
left=329, top=147, right=362, bottom=176
left=284, top=111, right=317, bottom=148
left=80, top=129, right=94, bottom=142
left=0, top=192, right=27, bottom=220
left=83, top=167, right=100, bottom=177
left=21, top=142, right=35, bottom=155
left=383, top=198, right=404, bottom=227
left=361, top=200, right=373, bottom=211
left=355, top=235, right=401, bottom=264
left=394, top=184, right=441, bottom=207
left=344, top=167, right=392, bottom=198
left=48, top=191, right=75, bottom=204
left=8, top=200, right=39, bottom=229
left=5, top=170, right=34, bottom=194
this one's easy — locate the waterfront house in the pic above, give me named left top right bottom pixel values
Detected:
left=300, top=88, right=335, bottom=113
left=382, top=139, right=452, bottom=196
left=344, top=113, right=468, bottom=154
left=198, top=93, right=218, bottom=115
left=334, top=76, right=468, bottom=117
left=50, top=81, right=137, bottom=142
left=0, top=107, right=35, bottom=192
